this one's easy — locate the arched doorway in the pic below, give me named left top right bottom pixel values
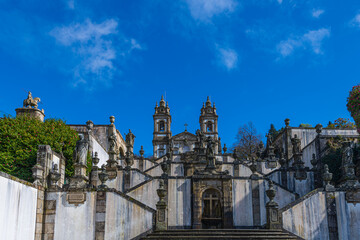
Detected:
left=201, top=189, right=223, bottom=229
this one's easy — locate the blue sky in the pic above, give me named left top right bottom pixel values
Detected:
left=0, top=0, right=359, bottom=155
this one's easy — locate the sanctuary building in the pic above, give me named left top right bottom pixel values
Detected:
left=2, top=94, right=360, bottom=240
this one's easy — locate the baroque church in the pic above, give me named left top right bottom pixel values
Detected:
left=2, top=93, right=360, bottom=240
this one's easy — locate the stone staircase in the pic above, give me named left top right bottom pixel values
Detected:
left=140, top=229, right=301, bottom=240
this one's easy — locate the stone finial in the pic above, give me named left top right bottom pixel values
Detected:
left=109, top=116, right=115, bottom=124
left=310, top=153, right=317, bottom=169
left=98, top=165, right=108, bottom=189
left=284, top=118, right=290, bottom=127
left=140, top=146, right=144, bottom=157
left=92, top=152, right=99, bottom=166
left=49, top=164, right=61, bottom=189
left=265, top=180, right=281, bottom=229
left=223, top=144, right=227, bottom=154
left=86, top=120, right=94, bottom=132
left=323, top=164, right=335, bottom=191
left=315, top=124, right=323, bottom=134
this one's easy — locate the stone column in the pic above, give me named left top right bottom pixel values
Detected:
left=156, top=179, right=167, bottom=231
left=43, top=197, right=57, bottom=240
left=95, top=191, right=107, bottom=240
left=90, top=152, right=100, bottom=188
left=265, top=181, right=281, bottom=229
left=234, top=160, right=240, bottom=177
left=251, top=178, right=261, bottom=226
left=34, top=188, right=45, bottom=240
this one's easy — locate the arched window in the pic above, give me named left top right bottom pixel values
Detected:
left=159, top=121, right=165, bottom=132
left=206, top=121, right=213, bottom=132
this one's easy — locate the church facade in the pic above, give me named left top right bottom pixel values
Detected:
left=2, top=94, right=360, bottom=240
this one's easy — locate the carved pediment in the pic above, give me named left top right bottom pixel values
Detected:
left=172, top=131, right=197, bottom=141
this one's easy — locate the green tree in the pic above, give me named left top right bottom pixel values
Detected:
left=327, top=118, right=356, bottom=129
left=268, top=124, right=282, bottom=140
left=0, top=115, right=80, bottom=181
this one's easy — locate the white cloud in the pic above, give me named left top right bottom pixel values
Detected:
left=217, top=47, right=238, bottom=70
left=67, top=0, right=75, bottom=10
left=276, top=28, right=330, bottom=57
left=351, top=13, right=360, bottom=27
left=50, top=19, right=141, bottom=89
left=185, top=0, right=237, bottom=22
left=312, top=9, right=324, bottom=18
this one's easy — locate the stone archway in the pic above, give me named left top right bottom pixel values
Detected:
left=201, top=188, right=223, bottom=229
left=192, top=175, right=233, bottom=229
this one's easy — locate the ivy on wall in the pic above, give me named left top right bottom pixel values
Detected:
left=0, top=115, right=79, bottom=182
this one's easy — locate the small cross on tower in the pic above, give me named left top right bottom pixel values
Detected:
left=184, top=123, right=188, bottom=131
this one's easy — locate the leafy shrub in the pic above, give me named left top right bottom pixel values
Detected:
left=0, top=115, right=79, bottom=181
left=327, top=118, right=356, bottom=129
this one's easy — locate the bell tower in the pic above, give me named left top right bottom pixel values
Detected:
left=199, top=97, right=219, bottom=153
left=153, top=96, right=172, bottom=158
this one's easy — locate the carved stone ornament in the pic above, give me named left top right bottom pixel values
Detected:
left=66, top=192, right=87, bottom=206
left=346, top=190, right=360, bottom=204
left=23, top=91, right=41, bottom=109
left=73, top=134, right=89, bottom=166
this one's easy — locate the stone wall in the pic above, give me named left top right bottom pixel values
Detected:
left=168, top=179, right=191, bottom=228
left=268, top=171, right=314, bottom=197
left=282, top=191, right=329, bottom=240
left=105, top=191, right=154, bottom=240
left=336, top=192, right=360, bottom=240
left=0, top=172, right=38, bottom=240
left=127, top=179, right=160, bottom=209
left=232, top=179, right=253, bottom=226
left=48, top=192, right=97, bottom=240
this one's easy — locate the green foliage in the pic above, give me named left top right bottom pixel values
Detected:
left=0, top=115, right=78, bottom=181
left=321, top=147, right=342, bottom=185
left=268, top=124, right=282, bottom=140
left=347, top=85, right=360, bottom=127
left=327, top=118, right=356, bottom=129
left=299, top=123, right=312, bottom=127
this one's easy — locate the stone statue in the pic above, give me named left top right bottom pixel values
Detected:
left=206, top=137, right=214, bottom=158
left=291, top=134, right=301, bottom=154
left=108, top=116, right=118, bottom=154
left=23, top=91, right=41, bottom=109
left=125, top=129, right=135, bottom=148
left=342, top=141, right=354, bottom=167
left=73, top=134, right=89, bottom=165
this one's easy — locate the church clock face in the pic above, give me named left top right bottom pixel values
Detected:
left=206, top=108, right=211, bottom=113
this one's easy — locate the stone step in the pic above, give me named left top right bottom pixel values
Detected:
left=140, top=229, right=299, bottom=240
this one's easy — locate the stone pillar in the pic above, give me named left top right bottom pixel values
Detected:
left=43, top=197, right=57, bottom=240
left=156, top=179, right=167, bottom=231
left=233, top=160, right=240, bottom=177
left=265, top=181, right=281, bottom=229
left=139, top=146, right=145, bottom=171
left=16, top=107, right=45, bottom=122
left=34, top=189, right=44, bottom=240
left=90, top=152, right=100, bottom=188
left=251, top=178, right=261, bottom=226
left=314, top=124, right=323, bottom=188
left=69, top=162, right=88, bottom=189
left=326, top=192, right=339, bottom=240
left=32, top=145, right=52, bottom=188
left=95, top=191, right=107, bottom=240
left=123, top=170, right=131, bottom=191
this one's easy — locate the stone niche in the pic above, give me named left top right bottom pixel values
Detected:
left=16, top=107, right=45, bottom=122
left=191, top=175, right=233, bottom=229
